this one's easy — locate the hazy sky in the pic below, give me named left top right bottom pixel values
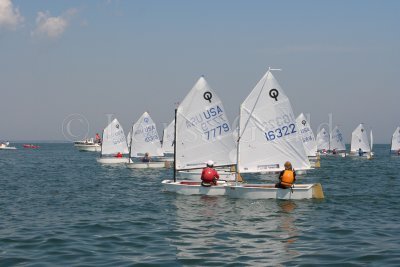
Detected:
left=1, top=0, right=399, bottom=143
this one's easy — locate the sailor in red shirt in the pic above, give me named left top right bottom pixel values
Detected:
left=201, top=160, right=219, bottom=186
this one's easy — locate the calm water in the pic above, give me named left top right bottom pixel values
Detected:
left=0, top=144, right=399, bottom=266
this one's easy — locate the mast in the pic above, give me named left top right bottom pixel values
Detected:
left=173, top=108, right=177, bottom=182
left=128, top=124, right=134, bottom=163
left=235, top=104, right=242, bottom=184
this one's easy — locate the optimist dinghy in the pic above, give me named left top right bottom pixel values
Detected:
left=226, top=68, right=324, bottom=200
left=296, top=113, right=320, bottom=167
left=391, top=127, right=400, bottom=155
left=329, top=125, right=347, bottom=157
left=126, top=112, right=166, bottom=169
left=316, top=128, right=330, bottom=155
left=350, top=123, right=373, bottom=159
left=162, top=76, right=236, bottom=195
left=97, top=118, right=129, bottom=164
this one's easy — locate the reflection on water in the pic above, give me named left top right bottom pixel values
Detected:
left=168, top=195, right=304, bottom=265
left=277, top=201, right=299, bottom=258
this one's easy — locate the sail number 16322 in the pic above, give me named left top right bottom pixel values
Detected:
left=264, top=123, right=296, bottom=141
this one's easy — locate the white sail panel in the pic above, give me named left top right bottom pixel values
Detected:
left=176, top=76, right=236, bottom=170
left=350, top=123, right=371, bottom=152
left=296, top=113, right=317, bottom=157
left=316, top=128, right=330, bottom=151
left=101, top=118, right=129, bottom=156
left=161, top=120, right=175, bottom=154
left=391, top=127, right=400, bottom=151
left=370, top=130, right=373, bottom=151
left=238, top=70, right=310, bottom=173
left=126, top=131, right=131, bottom=149
left=330, top=126, right=346, bottom=151
left=130, top=112, right=163, bottom=157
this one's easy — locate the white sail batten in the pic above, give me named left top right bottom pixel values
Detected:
left=350, top=123, right=371, bottom=153
left=316, top=128, right=330, bottom=151
left=101, top=118, right=129, bottom=156
left=176, top=76, right=236, bottom=170
left=296, top=113, right=317, bottom=157
left=130, top=112, right=163, bottom=157
left=161, top=120, right=175, bottom=154
left=330, top=126, right=346, bottom=151
left=238, top=70, right=310, bottom=173
left=391, top=127, right=400, bottom=151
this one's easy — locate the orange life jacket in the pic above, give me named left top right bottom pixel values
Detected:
left=281, top=170, right=295, bottom=187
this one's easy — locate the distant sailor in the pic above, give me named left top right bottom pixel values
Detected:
left=275, top=161, right=296, bottom=189
left=397, top=149, right=400, bottom=156
left=358, top=148, right=363, bottom=156
left=95, top=133, right=101, bottom=144
left=201, top=160, right=219, bottom=186
left=142, top=152, right=151, bottom=162
left=115, top=152, right=123, bottom=158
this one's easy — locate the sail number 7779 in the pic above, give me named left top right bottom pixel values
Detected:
left=205, top=123, right=230, bottom=140
left=264, top=123, right=296, bottom=141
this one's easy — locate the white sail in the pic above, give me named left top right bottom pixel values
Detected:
left=238, top=70, right=310, bottom=173
left=316, top=128, right=330, bottom=151
left=161, top=120, right=175, bottom=155
left=176, top=76, right=236, bottom=170
left=330, top=125, right=346, bottom=151
left=370, top=130, right=373, bottom=151
left=391, top=127, right=400, bottom=151
left=101, top=118, right=129, bottom=156
left=126, top=131, right=131, bottom=149
left=296, top=113, right=317, bottom=157
left=129, top=112, right=163, bottom=157
left=350, top=123, right=371, bottom=153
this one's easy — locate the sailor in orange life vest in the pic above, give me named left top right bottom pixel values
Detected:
left=275, top=161, right=296, bottom=189
left=115, top=152, right=123, bottom=158
left=201, top=160, right=220, bottom=185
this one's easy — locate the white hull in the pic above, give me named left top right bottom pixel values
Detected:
left=348, top=152, right=374, bottom=159
left=74, top=144, right=101, bottom=152
left=239, top=169, right=309, bottom=175
left=126, top=161, right=166, bottom=169
left=178, top=170, right=236, bottom=182
left=227, top=183, right=324, bottom=200
left=0, top=146, right=17, bottom=150
left=97, top=157, right=129, bottom=164
left=162, top=180, right=230, bottom=196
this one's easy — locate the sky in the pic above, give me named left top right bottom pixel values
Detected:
left=1, top=0, right=399, bottom=143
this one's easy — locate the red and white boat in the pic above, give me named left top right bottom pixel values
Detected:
left=23, top=144, right=40, bottom=149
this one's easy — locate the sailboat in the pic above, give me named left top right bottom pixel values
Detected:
left=316, top=128, right=330, bottom=155
left=162, top=76, right=237, bottom=195
left=226, top=69, right=323, bottom=199
left=329, top=125, right=347, bottom=157
left=296, top=113, right=320, bottom=167
left=390, top=126, right=400, bottom=155
left=350, top=123, right=373, bottom=158
left=127, top=112, right=165, bottom=168
left=161, top=119, right=174, bottom=158
left=97, top=118, right=129, bottom=164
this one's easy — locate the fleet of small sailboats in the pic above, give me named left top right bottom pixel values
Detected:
left=66, top=68, right=396, bottom=200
